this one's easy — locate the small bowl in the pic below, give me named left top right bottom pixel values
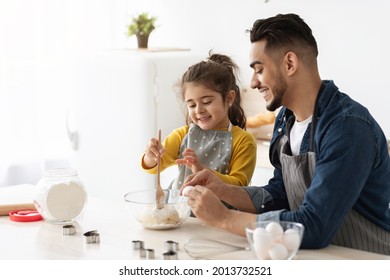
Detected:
left=245, top=221, right=304, bottom=260
left=124, top=189, right=190, bottom=230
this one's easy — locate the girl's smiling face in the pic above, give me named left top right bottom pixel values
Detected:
left=184, top=83, right=233, bottom=130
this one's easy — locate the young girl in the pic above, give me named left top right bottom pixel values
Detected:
left=141, top=53, right=257, bottom=189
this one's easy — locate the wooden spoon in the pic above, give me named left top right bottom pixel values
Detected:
left=156, top=129, right=165, bottom=210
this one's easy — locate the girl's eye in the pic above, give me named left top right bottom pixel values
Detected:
left=188, top=104, right=196, bottom=108
left=203, top=101, right=211, bottom=105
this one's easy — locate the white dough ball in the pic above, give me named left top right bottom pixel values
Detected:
left=283, top=228, right=301, bottom=251
left=182, top=186, right=194, bottom=196
left=268, top=243, right=288, bottom=260
left=140, top=205, right=180, bottom=226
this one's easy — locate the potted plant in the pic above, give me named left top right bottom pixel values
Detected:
left=127, top=12, right=157, bottom=49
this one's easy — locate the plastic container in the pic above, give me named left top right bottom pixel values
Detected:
left=34, top=169, right=87, bottom=224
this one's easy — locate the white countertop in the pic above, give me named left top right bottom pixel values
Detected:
left=0, top=184, right=388, bottom=260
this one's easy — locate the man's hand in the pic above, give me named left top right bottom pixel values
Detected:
left=181, top=169, right=226, bottom=198
left=184, top=184, right=234, bottom=229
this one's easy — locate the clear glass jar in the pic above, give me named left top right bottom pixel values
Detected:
left=34, top=169, right=87, bottom=224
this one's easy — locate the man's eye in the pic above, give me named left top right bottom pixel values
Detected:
left=256, top=69, right=263, bottom=74
left=203, top=101, right=212, bottom=105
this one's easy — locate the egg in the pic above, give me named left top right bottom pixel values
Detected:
left=265, top=221, right=284, bottom=242
left=182, top=186, right=194, bottom=196
left=252, top=227, right=273, bottom=260
left=268, top=243, right=288, bottom=260
left=283, top=228, right=301, bottom=251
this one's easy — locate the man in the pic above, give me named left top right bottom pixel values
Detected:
left=182, top=13, right=390, bottom=255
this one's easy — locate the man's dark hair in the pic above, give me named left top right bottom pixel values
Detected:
left=249, top=13, right=318, bottom=59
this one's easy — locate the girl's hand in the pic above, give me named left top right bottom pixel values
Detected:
left=142, top=137, right=165, bottom=168
left=175, top=148, right=205, bottom=173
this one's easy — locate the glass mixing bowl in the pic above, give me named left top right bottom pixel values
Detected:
left=246, top=221, right=304, bottom=260
left=124, top=189, right=190, bottom=230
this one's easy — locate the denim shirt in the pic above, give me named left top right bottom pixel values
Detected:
left=245, top=80, right=390, bottom=249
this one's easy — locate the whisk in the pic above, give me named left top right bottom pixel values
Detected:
left=184, top=237, right=250, bottom=259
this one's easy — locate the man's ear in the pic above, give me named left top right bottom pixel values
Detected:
left=284, top=51, right=299, bottom=76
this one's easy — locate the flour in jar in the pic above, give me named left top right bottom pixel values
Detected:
left=140, top=205, right=180, bottom=227
left=45, top=182, right=87, bottom=221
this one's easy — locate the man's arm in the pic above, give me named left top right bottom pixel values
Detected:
left=184, top=184, right=257, bottom=236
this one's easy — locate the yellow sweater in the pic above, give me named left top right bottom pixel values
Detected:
left=141, top=125, right=257, bottom=186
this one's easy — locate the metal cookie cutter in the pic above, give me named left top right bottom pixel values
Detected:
left=145, top=249, right=155, bottom=259
left=132, top=240, right=145, bottom=250
left=139, top=248, right=146, bottom=258
left=139, top=248, right=155, bottom=259
left=132, top=240, right=146, bottom=258
left=84, top=230, right=100, bottom=244
left=164, top=240, right=179, bottom=252
left=132, top=240, right=149, bottom=259
left=63, top=225, right=76, bottom=235
left=163, top=251, right=178, bottom=260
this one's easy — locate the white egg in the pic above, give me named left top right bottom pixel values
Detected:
left=182, top=186, right=194, bottom=196
left=253, top=227, right=268, bottom=241
left=265, top=221, right=284, bottom=242
left=283, top=228, right=301, bottom=251
left=252, top=227, right=273, bottom=260
left=268, top=243, right=288, bottom=260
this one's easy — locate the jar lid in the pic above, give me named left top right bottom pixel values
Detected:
left=9, top=209, right=43, bottom=222
left=43, top=168, right=78, bottom=177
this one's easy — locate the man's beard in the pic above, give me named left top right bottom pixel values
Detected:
left=266, top=74, right=287, bottom=112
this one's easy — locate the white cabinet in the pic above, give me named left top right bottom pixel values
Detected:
left=68, top=50, right=203, bottom=201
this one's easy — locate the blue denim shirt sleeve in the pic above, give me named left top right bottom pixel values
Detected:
left=257, top=210, right=286, bottom=222
left=243, top=186, right=274, bottom=213
left=244, top=186, right=288, bottom=223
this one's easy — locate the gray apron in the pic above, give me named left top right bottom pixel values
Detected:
left=169, top=123, right=233, bottom=190
left=278, top=106, right=390, bottom=255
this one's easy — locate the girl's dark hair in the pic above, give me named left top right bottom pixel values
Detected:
left=179, top=51, right=246, bottom=129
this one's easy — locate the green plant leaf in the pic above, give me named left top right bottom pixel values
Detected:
left=127, top=12, right=157, bottom=37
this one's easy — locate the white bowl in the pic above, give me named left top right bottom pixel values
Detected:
left=124, top=189, right=190, bottom=230
left=245, top=221, right=304, bottom=260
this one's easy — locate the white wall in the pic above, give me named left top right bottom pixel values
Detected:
left=1, top=0, right=389, bottom=188
left=118, top=0, right=390, bottom=137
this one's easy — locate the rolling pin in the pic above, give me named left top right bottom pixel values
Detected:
left=0, top=203, right=36, bottom=216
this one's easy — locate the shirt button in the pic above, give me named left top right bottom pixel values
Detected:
left=277, top=128, right=282, bottom=133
